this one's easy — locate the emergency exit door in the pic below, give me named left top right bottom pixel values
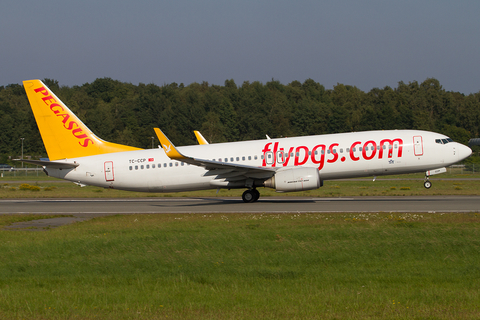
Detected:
left=413, top=136, right=423, bottom=156
left=104, top=161, right=114, bottom=181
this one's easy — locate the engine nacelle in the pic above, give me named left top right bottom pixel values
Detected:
left=264, top=167, right=322, bottom=192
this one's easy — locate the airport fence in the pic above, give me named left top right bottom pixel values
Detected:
left=0, top=167, right=44, bottom=178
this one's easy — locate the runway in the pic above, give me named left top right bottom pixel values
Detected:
left=2, top=196, right=479, bottom=230
left=1, top=196, right=480, bottom=216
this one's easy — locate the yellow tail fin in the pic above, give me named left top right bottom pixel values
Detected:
left=23, top=79, right=141, bottom=160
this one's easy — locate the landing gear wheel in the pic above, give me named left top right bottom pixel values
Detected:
left=242, top=190, right=255, bottom=203
left=252, top=189, right=260, bottom=202
left=424, top=180, right=432, bottom=189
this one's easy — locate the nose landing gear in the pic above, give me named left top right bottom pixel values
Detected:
left=424, top=175, right=432, bottom=189
left=242, top=188, right=260, bottom=203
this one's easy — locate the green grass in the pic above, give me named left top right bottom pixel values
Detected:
left=1, top=168, right=480, bottom=198
left=2, top=176, right=480, bottom=199
left=1, top=212, right=480, bottom=319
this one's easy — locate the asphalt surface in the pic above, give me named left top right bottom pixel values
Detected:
left=1, top=196, right=480, bottom=231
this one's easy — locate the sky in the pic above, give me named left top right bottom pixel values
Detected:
left=2, top=0, right=480, bottom=94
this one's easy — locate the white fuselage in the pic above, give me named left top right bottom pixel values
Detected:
left=45, top=130, right=472, bottom=192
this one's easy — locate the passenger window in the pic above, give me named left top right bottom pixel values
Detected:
left=359, top=147, right=363, bottom=152
left=181, top=162, right=184, bottom=166
left=141, top=165, right=144, bottom=169
left=169, top=163, right=172, bottom=167
left=327, top=150, right=331, bottom=154
left=152, top=164, right=155, bottom=168
left=340, top=148, right=343, bottom=153
left=242, top=156, right=245, bottom=161
left=175, top=162, right=178, bottom=166
left=248, top=156, right=251, bottom=160
left=236, top=157, right=239, bottom=161
left=346, top=148, right=349, bottom=153
left=135, top=165, right=138, bottom=170
left=225, top=158, right=228, bottom=162
left=231, top=157, right=234, bottom=162
left=163, top=163, right=167, bottom=167
left=146, top=164, right=150, bottom=169
left=129, top=166, right=132, bottom=170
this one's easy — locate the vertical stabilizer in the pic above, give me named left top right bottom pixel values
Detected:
left=23, top=79, right=141, bottom=160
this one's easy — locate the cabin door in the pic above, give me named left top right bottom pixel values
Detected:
left=104, top=161, right=115, bottom=181
left=413, top=136, right=424, bottom=156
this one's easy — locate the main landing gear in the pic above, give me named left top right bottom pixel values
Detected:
left=242, top=188, right=260, bottom=203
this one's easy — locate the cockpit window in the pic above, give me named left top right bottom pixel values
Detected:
left=436, top=137, right=455, bottom=144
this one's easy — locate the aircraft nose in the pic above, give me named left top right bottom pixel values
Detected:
left=458, top=144, right=472, bottom=161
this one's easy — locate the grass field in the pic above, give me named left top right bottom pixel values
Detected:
left=1, top=212, right=480, bottom=319
left=1, top=175, right=480, bottom=199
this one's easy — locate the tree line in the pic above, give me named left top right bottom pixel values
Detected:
left=1, top=77, right=479, bottom=163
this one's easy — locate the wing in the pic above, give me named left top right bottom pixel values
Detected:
left=154, top=128, right=276, bottom=183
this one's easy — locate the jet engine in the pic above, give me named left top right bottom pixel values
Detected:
left=263, top=167, right=322, bottom=192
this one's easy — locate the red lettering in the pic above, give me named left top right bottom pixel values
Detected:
left=262, top=143, right=272, bottom=166
left=56, top=113, right=70, bottom=125
left=41, top=95, right=57, bottom=106
left=50, top=103, right=64, bottom=114
left=79, top=139, right=94, bottom=147
left=363, top=140, right=377, bottom=160
left=294, top=146, right=309, bottom=166
left=72, top=127, right=88, bottom=139
left=272, top=142, right=279, bottom=167
left=34, top=87, right=49, bottom=96
left=34, top=86, right=94, bottom=148
left=282, top=147, right=295, bottom=166
left=379, top=139, right=403, bottom=158
left=65, top=120, right=78, bottom=130
left=327, top=143, right=339, bottom=163
left=311, top=144, right=326, bottom=170
left=350, top=141, right=361, bottom=161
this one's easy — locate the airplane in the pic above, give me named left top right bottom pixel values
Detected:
left=19, top=79, right=472, bottom=203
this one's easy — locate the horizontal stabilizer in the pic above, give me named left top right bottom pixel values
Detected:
left=13, top=159, right=79, bottom=169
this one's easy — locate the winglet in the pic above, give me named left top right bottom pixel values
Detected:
left=154, top=128, right=187, bottom=160
left=194, top=130, right=209, bottom=145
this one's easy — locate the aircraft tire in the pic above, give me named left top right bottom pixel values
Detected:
left=242, top=190, right=255, bottom=203
left=424, top=180, right=432, bottom=189
left=252, top=189, right=260, bottom=202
